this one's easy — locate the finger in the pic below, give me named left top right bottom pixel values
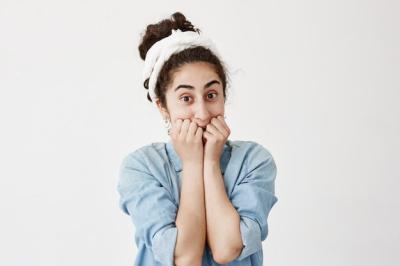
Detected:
left=206, top=122, right=223, bottom=137
left=203, top=130, right=210, bottom=137
left=202, top=130, right=212, bottom=141
left=195, top=126, right=203, bottom=140
left=211, top=117, right=229, bottom=136
left=179, top=119, right=191, bottom=138
left=187, top=121, right=198, bottom=138
left=216, top=115, right=230, bottom=133
left=171, top=119, right=183, bottom=137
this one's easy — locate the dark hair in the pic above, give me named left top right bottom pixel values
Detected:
left=138, top=11, right=229, bottom=109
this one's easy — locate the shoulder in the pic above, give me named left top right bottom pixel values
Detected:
left=228, top=140, right=278, bottom=191
left=120, top=141, right=168, bottom=170
left=228, top=139, right=274, bottom=161
left=117, top=142, right=170, bottom=193
left=228, top=139, right=277, bottom=173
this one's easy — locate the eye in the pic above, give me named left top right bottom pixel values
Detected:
left=180, top=95, right=192, bottom=103
left=207, top=92, right=218, bottom=99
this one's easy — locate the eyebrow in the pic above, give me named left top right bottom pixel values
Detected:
left=174, top=80, right=221, bottom=92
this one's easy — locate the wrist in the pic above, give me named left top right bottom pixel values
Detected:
left=182, top=160, right=203, bottom=169
left=204, top=159, right=220, bottom=169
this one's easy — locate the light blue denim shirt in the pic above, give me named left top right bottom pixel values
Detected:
left=117, top=139, right=278, bottom=266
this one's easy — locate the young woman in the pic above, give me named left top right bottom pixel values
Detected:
left=117, top=12, right=278, bottom=266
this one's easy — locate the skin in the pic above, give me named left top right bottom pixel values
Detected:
left=156, top=62, right=244, bottom=265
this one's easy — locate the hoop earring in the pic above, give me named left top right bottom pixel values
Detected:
left=163, top=117, right=172, bottom=135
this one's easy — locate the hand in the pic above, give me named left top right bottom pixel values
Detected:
left=202, top=115, right=231, bottom=163
left=170, top=118, right=204, bottom=165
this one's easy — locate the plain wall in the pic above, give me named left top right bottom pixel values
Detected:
left=0, top=0, right=399, bottom=265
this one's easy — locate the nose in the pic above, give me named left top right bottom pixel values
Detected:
left=194, top=101, right=210, bottom=124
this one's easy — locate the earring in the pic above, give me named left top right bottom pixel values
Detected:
left=163, top=117, right=172, bottom=135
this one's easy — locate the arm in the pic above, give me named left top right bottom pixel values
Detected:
left=174, top=161, right=206, bottom=265
left=229, top=143, right=278, bottom=261
left=117, top=151, right=179, bottom=266
left=203, top=160, right=243, bottom=264
left=204, top=143, right=279, bottom=263
left=117, top=149, right=205, bottom=266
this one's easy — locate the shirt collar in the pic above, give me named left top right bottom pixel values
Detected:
left=165, top=139, right=232, bottom=173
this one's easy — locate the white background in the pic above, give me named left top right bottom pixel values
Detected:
left=1, top=1, right=399, bottom=265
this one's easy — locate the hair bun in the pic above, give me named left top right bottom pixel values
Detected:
left=171, top=12, right=198, bottom=32
left=138, top=12, right=200, bottom=61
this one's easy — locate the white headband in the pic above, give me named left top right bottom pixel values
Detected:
left=142, top=29, right=221, bottom=107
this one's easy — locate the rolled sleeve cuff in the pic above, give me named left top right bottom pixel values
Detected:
left=152, top=226, right=178, bottom=266
left=236, top=216, right=262, bottom=261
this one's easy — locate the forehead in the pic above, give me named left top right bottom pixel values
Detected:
left=171, top=62, right=219, bottom=84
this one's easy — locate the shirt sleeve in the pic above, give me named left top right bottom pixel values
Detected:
left=116, top=149, right=178, bottom=266
left=230, top=143, right=278, bottom=261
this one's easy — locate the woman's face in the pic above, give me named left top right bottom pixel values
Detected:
left=157, top=62, right=225, bottom=130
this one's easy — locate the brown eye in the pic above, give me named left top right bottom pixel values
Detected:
left=207, top=92, right=217, bottom=99
left=180, top=96, right=192, bottom=103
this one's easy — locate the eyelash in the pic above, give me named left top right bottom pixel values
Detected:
left=180, top=92, right=218, bottom=103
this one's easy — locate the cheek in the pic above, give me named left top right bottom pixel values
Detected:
left=210, top=102, right=225, bottom=116
left=165, top=101, right=189, bottom=121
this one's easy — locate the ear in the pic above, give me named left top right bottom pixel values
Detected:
left=156, top=99, right=170, bottom=119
